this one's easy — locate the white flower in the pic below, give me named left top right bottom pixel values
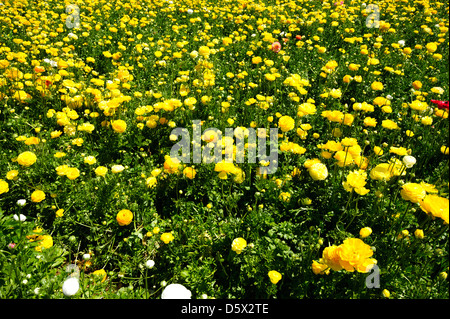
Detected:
left=67, top=32, right=78, bottom=40
left=403, top=155, right=416, bottom=168
left=62, top=277, right=80, bottom=296
left=187, top=8, right=193, bottom=14
left=34, top=287, right=40, bottom=295
left=17, top=199, right=27, bottom=206
left=398, top=40, right=405, bottom=47
left=161, top=283, right=192, bottom=299
left=43, top=58, right=57, bottom=67
left=386, top=94, right=393, bottom=100
left=145, top=260, right=155, bottom=269
left=22, top=279, right=28, bottom=285
left=82, top=253, right=91, bottom=260
left=13, top=214, right=26, bottom=222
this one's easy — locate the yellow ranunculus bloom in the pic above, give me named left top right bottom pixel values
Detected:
left=161, top=232, right=175, bottom=244
left=31, top=190, right=46, bottom=203
left=400, top=183, right=427, bottom=203
left=111, top=119, right=127, bottom=133
left=116, top=209, right=133, bottom=226
left=231, top=237, right=247, bottom=254
left=0, top=180, right=9, bottom=195
left=17, top=151, right=37, bottom=167
left=268, top=270, right=282, bottom=284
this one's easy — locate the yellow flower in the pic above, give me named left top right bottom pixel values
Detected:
left=400, top=183, right=427, bottom=203
left=111, top=119, right=127, bottom=133
left=412, top=81, right=422, bottom=90
left=6, top=170, right=19, bottom=181
left=321, top=245, right=343, bottom=271
left=308, top=162, right=328, bottom=181
left=343, top=170, right=369, bottom=195
left=389, top=146, right=410, bottom=156
left=183, top=167, right=196, bottom=179
left=198, top=46, right=210, bottom=57
left=268, top=270, right=282, bottom=284
left=371, top=81, right=384, bottom=91
left=95, top=166, right=108, bottom=177
left=66, top=167, right=80, bottom=180
left=161, top=232, right=175, bottom=244
left=279, top=192, right=291, bottom=202
left=359, top=227, right=373, bottom=238
left=426, top=42, right=437, bottom=53
left=363, top=117, right=377, bottom=127
left=334, top=150, right=354, bottom=167
left=116, top=209, right=133, bottom=226
left=0, top=180, right=9, bottom=195
left=92, top=269, right=107, bottom=283
left=111, top=165, right=125, bottom=173
left=440, top=146, right=449, bottom=155
left=34, top=235, right=53, bottom=252
left=164, top=155, right=181, bottom=174
left=214, top=161, right=237, bottom=179
left=381, top=119, right=399, bottom=130
left=414, top=229, right=424, bottom=239
left=231, top=237, right=247, bottom=254
left=146, top=176, right=157, bottom=188
left=409, top=100, right=428, bottom=112
left=337, top=238, right=376, bottom=273
left=382, top=289, right=391, bottom=298
left=297, top=102, right=317, bottom=117
left=56, top=209, right=64, bottom=218
left=31, top=190, right=45, bottom=203
left=420, top=195, right=449, bottom=224
left=17, top=151, right=37, bottom=167
left=312, top=260, right=330, bottom=275
left=369, top=163, right=393, bottom=181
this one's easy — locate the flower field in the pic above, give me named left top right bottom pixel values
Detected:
left=0, top=0, right=449, bottom=299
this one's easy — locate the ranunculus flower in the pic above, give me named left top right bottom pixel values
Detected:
left=92, top=269, right=107, bottom=282
left=94, top=166, right=108, bottom=177
left=231, top=237, right=247, bottom=254
left=268, top=270, right=282, bottom=284
left=400, top=183, right=426, bottom=203
left=111, top=119, right=127, bottom=133
left=308, top=163, right=328, bottom=181
left=161, top=283, right=192, bottom=299
left=62, top=277, right=80, bottom=296
left=116, top=209, right=133, bottom=226
left=420, top=195, right=449, bottom=224
left=359, top=227, right=373, bottom=238
left=0, top=179, right=9, bottom=195
left=31, top=190, right=46, bottom=203
left=271, top=41, right=282, bottom=53
left=402, top=155, right=416, bottom=168
left=160, top=232, right=174, bottom=244
left=278, top=115, right=295, bottom=132
left=17, top=151, right=37, bottom=167
left=111, top=165, right=125, bottom=173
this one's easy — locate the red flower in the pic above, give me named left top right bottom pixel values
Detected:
left=296, top=35, right=302, bottom=40
left=431, top=100, right=449, bottom=110
left=45, top=80, right=52, bottom=88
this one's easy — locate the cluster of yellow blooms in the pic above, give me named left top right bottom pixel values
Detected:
left=313, top=238, right=377, bottom=275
